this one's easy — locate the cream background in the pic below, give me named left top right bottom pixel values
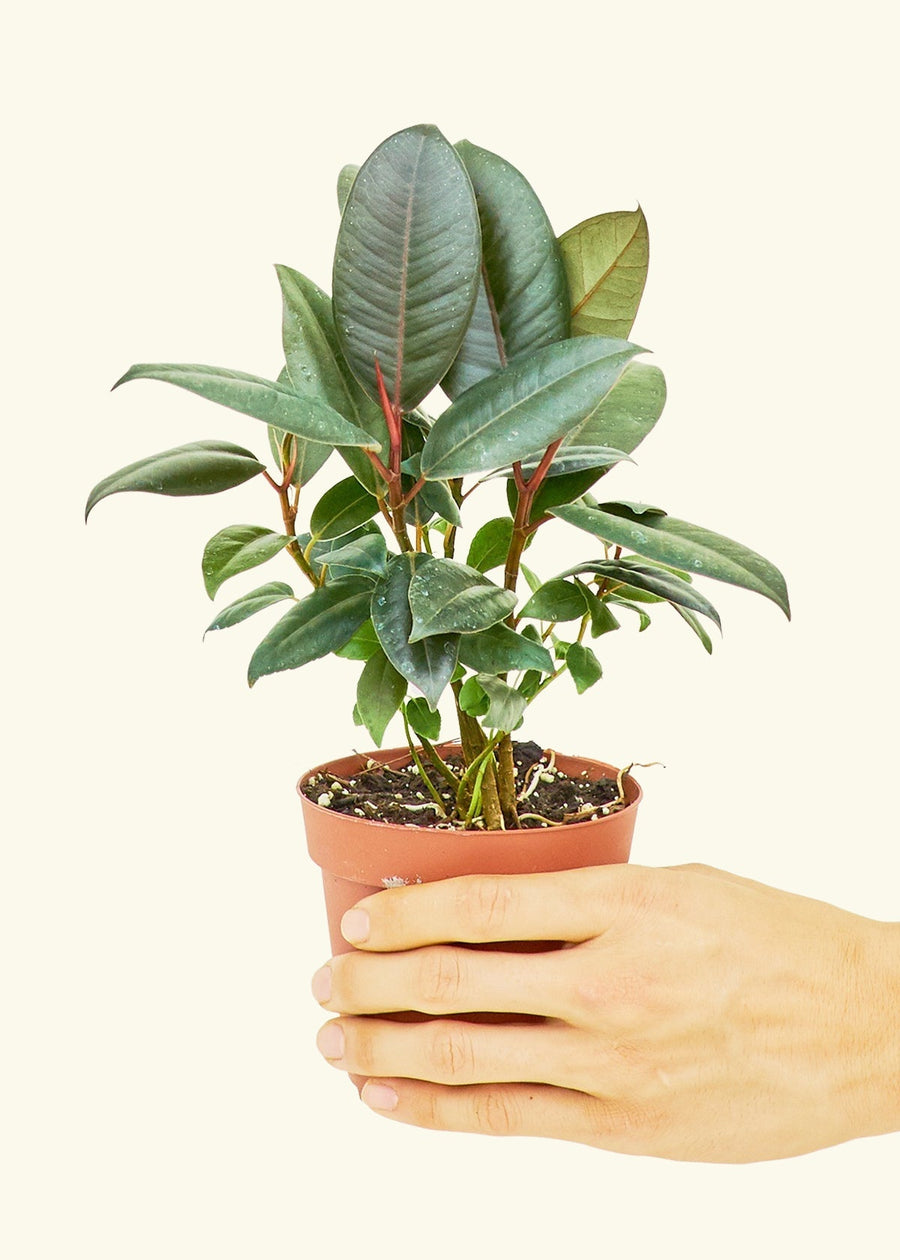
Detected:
left=3, top=1, right=898, bottom=1256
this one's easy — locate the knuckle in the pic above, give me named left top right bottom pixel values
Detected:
left=428, top=1022, right=476, bottom=1082
left=419, top=947, right=465, bottom=1011
left=458, top=876, right=513, bottom=940
left=346, top=1021, right=377, bottom=1074
left=473, top=1087, right=519, bottom=1137
left=328, top=954, right=360, bottom=1010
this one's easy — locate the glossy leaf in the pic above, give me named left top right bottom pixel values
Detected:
left=113, top=363, right=380, bottom=450
left=519, top=579, right=587, bottom=623
left=371, top=554, right=460, bottom=709
left=405, top=697, right=441, bottom=742
left=317, top=532, right=387, bottom=581
left=466, top=517, right=514, bottom=573
left=267, top=391, right=332, bottom=489
left=407, top=557, right=516, bottom=642
left=443, top=139, right=570, bottom=399
left=552, top=501, right=790, bottom=618
left=507, top=464, right=627, bottom=523
left=335, top=619, right=382, bottom=661
left=202, top=525, right=294, bottom=599
left=458, top=676, right=489, bottom=717
left=417, top=478, right=461, bottom=528
left=85, top=440, right=265, bottom=520
left=309, top=476, right=379, bottom=541
left=457, top=623, right=553, bottom=675
left=566, top=643, right=603, bottom=693
left=421, top=336, right=645, bottom=481
left=575, top=581, right=621, bottom=637
left=248, top=577, right=371, bottom=684
left=336, top=164, right=359, bottom=213
left=560, top=207, right=649, bottom=338
left=275, top=266, right=387, bottom=491
left=356, top=648, right=407, bottom=746
left=333, top=124, right=481, bottom=411
left=204, top=582, right=295, bottom=636
left=608, top=597, right=652, bottom=632
left=673, top=604, right=714, bottom=654
left=297, top=522, right=382, bottom=582
left=476, top=674, right=527, bottom=731
left=559, top=558, right=722, bottom=627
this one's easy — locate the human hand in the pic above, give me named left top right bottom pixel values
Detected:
left=311, top=863, right=900, bottom=1162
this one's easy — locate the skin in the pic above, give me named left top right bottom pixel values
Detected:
left=311, top=863, right=900, bottom=1163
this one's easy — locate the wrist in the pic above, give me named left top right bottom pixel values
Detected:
left=854, top=919, right=900, bottom=1139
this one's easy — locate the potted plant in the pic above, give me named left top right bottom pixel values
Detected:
left=86, top=123, right=790, bottom=953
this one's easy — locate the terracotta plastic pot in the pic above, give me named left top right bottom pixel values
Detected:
left=300, top=745, right=642, bottom=956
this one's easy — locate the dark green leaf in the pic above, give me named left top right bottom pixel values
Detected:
left=476, top=674, right=527, bottom=731
left=574, top=581, right=621, bottom=636
left=560, top=207, right=649, bottom=338
left=672, top=604, right=714, bottom=653
left=417, top=478, right=461, bottom=527
left=443, top=139, right=570, bottom=399
left=297, top=522, right=382, bottom=582
left=566, top=642, right=603, bottom=693
left=421, top=336, right=645, bottom=480
left=405, top=697, right=441, bottom=742
left=85, top=440, right=265, bottom=520
left=356, top=648, right=408, bottom=746
left=518, top=669, right=543, bottom=700
left=466, top=517, right=513, bottom=573
left=335, top=619, right=382, bottom=661
left=458, top=676, right=489, bottom=717
left=310, top=476, right=379, bottom=541
left=608, top=597, right=653, bottom=631
left=113, top=363, right=381, bottom=450
left=204, top=582, right=295, bottom=636
left=552, top=502, right=790, bottom=618
left=507, top=465, right=625, bottom=523
left=458, top=622, right=554, bottom=675
left=337, top=164, right=359, bottom=213
left=318, top=532, right=387, bottom=580
left=408, top=557, right=516, bottom=642
left=559, top=558, right=721, bottom=628
left=519, top=579, right=587, bottom=623
left=371, top=553, right=460, bottom=709
left=277, top=266, right=385, bottom=428
left=267, top=406, right=332, bottom=489
left=333, top=124, right=481, bottom=411
left=248, top=576, right=372, bottom=685
left=202, top=525, right=294, bottom=599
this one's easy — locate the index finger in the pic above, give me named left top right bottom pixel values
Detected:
left=340, top=865, right=633, bottom=951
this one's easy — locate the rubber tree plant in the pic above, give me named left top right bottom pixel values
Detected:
left=86, top=123, right=790, bottom=831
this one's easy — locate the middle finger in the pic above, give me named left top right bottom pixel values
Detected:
left=312, top=944, right=576, bottom=1022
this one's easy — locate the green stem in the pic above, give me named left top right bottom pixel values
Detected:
left=401, top=709, right=447, bottom=815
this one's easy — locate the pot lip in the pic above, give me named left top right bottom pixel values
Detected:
left=297, top=742, right=642, bottom=838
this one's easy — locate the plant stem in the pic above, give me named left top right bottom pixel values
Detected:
left=263, top=468, right=318, bottom=586
left=496, top=734, right=520, bottom=828
left=452, top=682, right=504, bottom=830
left=401, top=709, right=447, bottom=815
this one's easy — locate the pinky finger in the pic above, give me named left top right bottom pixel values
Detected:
left=359, top=1078, right=642, bottom=1153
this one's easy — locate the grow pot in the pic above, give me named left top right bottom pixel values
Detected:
left=300, top=745, right=642, bottom=957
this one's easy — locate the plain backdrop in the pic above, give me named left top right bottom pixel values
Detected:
left=3, top=1, right=898, bottom=1257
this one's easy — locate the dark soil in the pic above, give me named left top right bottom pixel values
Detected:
left=302, top=740, right=624, bottom=830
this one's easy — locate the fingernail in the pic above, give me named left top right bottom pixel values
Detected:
left=341, top=908, right=370, bottom=944
left=316, top=1023, right=345, bottom=1060
left=311, top=965, right=332, bottom=1003
left=362, top=1081, right=398, bottom=1111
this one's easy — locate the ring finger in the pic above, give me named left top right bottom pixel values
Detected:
left=316, top=1015, right=594, bottom=1091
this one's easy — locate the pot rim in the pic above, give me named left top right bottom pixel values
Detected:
left=297, top=742, right=643, bottom=838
